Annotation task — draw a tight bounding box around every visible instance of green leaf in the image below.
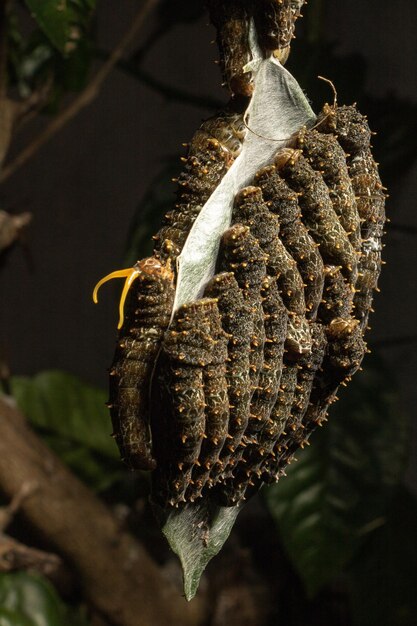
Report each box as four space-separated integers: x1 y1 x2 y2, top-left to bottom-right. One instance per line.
349 487 417 626
11 370 118 459
43 434 123 492
263 355 409 596
157 499 241 600
0 607 34 626
10 371 121 491
0 572 89 626
24 0 96 56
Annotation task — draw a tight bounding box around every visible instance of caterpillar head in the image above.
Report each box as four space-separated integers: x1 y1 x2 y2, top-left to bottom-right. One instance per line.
93 257 174 329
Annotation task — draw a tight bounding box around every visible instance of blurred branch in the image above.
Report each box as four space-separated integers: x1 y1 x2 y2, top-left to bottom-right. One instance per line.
0 210 32 254
0 534 63 576
99 51 223 110
0 0 159 184
0 397 203 626
130 20 171 66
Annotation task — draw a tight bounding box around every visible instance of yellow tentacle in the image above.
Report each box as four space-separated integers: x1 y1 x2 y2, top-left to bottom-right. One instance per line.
117 269 140 329
92 267 141 329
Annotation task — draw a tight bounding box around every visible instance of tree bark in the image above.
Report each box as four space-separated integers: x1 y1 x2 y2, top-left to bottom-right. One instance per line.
0 397 202 626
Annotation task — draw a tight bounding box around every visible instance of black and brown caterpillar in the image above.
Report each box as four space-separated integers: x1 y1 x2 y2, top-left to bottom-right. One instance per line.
152 298 226 506
254 0 306 63
206 0 253 96
153 109 247 263
255 164 325 319
93 257 175 470
316 103 387 328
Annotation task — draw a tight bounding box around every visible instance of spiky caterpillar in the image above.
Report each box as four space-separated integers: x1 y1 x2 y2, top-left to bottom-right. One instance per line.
187 306 230 501
260 263 356 485
316 103 386 328
232 186 311 356
255 164 325 318
199 112 247 159
153 137 232 259
153 298 223 507
275 322 327 447
203 272 253 474
153 111 248 261
206 0 253 96
254 0 306 63
220 224 267 391
216 276 288 504
246 277 287 435
295 128 362 252
93 257 175 470
318 265 355 325
274 148 358 284
266 316 366 483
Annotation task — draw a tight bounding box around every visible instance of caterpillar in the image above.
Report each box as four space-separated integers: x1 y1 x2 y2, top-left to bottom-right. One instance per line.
153 298 224 507
295 128 362 252
220 224 267 391
204 272 253 474
316 103 387 328
93 257 175 470
187 305 230 501
266 315 366 482
230 323 325 502
217 276 288 504
254 164 325 319
153 136 232 260
254 0 306 63
153 110 247 262
274 148 358 284
206 0 253 96
275 322 327 451
232 186 311 356
317 265 355 325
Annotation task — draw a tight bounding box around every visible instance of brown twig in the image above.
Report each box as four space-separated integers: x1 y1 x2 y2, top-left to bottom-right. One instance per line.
0 0 159 184
0 210 32 253
0 397 204 626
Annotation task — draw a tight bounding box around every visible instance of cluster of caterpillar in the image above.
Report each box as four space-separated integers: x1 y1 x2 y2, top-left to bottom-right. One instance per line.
207 0 306 96
94 98 386 508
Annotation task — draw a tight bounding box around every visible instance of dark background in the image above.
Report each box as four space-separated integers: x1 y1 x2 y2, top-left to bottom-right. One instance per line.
1 0 416 489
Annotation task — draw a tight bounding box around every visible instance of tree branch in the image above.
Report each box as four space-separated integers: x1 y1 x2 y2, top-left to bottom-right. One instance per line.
111 55 223 110
0 397 203 626
0 0 159 184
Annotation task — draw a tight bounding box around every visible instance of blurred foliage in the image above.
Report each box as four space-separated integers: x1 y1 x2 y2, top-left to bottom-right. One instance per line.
6 0 96 108
263 355 408 596
0 572 89 626
348 487 417 626
23 0 96 55
10 371 123 492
